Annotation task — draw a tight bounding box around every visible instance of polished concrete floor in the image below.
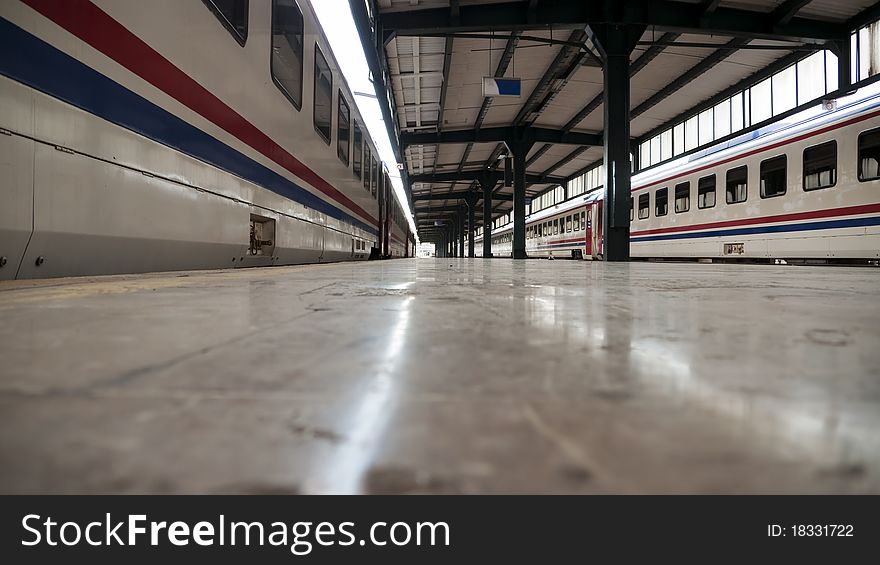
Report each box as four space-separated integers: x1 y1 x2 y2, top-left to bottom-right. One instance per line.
0 258 878 494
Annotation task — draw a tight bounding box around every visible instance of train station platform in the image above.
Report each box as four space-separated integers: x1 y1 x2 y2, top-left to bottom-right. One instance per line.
1 259 878 494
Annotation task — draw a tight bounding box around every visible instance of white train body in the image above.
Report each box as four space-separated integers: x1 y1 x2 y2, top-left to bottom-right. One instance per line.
0 0 413 280
477 87 880 262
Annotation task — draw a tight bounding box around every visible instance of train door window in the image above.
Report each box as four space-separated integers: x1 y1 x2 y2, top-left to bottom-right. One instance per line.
337 92 351 165
313 45 333 144
858 128 880 181
203 0 248 45
803 140 836 190
760 155 787 198
363 147 371 190
638 193 649 219
674 182 690 213
581 211 585 228
726 166 748 203
270 0 304 110
630 197 634 221
353 123 363 179
655 187 668 216
372 160 378 197
698 175 716 208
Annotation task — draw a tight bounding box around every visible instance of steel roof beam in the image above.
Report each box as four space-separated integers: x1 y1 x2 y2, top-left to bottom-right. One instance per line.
380 1 848 44
401 126 602 147
410 170 564 185
413 192 514 202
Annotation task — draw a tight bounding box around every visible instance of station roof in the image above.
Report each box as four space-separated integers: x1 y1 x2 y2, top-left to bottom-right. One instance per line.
360 0 879 238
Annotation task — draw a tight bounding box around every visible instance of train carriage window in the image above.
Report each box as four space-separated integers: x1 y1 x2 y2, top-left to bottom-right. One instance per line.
675 182 690 213
270 0 304 110
630 197 634 221
203 0 249 45
353 123 363 179
655 187 668 216
313 45 333 144
581 211 585 228
638 193 649 219
372 159 378 197
726 166 748 204
337 92 351 165
552 219 557 235
760 155 787 198
566 216 572 232
363 147 371 190
698 175 716 208
803 141 836 190
574 213 580 231
858 128 880 181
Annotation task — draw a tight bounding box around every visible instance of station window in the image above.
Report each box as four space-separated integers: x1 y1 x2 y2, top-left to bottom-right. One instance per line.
655 187 668 216
760 155 787 198
337 92 351 165
638 193 649 219
353 123 363 179
698 175 716 209
726 166 748 204
675 181 690 213
858 127 880 181
270 0 304 110
313 45 333 144
803 140 836 190
203 0 248 45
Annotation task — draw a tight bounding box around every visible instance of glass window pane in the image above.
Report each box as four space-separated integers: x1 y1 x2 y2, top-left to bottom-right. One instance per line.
772 66 797 115
363 146 371 190
650 136 661 166
714 99 731 139
797 51 826 105
661 129 673 161
826 50 839 92
204 0 249 44
858 127 880 181
337 92 350 165
313 45 333 143
698 175 716 209
673 123 685 156
655 187 668 216
638 193 649 219
675 181 690 213
353 123 363 178
640 142 650 169
751 77 772 123
685 116 698 151
803 140 837 190
698 109 714 145
271 0 304 109
731 93 744 132
726 166 748 204
760 155 787 198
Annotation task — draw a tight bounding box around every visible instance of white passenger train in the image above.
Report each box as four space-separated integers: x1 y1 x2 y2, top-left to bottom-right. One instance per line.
0 0 414 280
478 86 880 262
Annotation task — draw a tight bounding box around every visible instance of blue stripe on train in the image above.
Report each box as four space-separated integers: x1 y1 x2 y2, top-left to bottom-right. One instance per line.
630 215 880 243
0 17 377 236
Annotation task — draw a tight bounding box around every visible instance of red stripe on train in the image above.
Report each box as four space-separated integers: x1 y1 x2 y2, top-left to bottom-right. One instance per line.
22 0 378 228
630 202 880 237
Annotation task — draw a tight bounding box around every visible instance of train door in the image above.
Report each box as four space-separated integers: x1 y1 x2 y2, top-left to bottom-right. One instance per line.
590 202 603 259
585 207 593 257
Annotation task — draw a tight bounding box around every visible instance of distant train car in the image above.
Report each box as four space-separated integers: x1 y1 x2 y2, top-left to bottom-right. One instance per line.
478 87 880 262
0 0 410 280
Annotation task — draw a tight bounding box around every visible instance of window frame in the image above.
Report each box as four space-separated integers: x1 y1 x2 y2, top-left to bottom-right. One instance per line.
674 181 690 213
353 123 363 179
336 90 351 166
203 0 249 46
697 174 716 209
269 0 304 111
857 127 880 182
725 165 748 204
638 193 650 220
759 154 787 199
802 140 837 191
313 43 333 145
655 187 669 217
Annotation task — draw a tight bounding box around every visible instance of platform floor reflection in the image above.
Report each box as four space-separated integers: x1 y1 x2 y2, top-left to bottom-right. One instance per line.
1 258 878 493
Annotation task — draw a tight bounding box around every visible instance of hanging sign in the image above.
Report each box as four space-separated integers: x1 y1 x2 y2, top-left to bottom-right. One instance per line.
482 77 521 97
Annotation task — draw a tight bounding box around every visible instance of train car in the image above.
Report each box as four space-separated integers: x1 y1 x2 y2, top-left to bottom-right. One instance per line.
478 85 880 263
0 0 410 281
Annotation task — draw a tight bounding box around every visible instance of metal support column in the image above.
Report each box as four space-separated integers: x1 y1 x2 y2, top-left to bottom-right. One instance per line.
458 207 465 258
511 141 532 259
480 174 494 258
466 193 477 257
598 25 641 262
